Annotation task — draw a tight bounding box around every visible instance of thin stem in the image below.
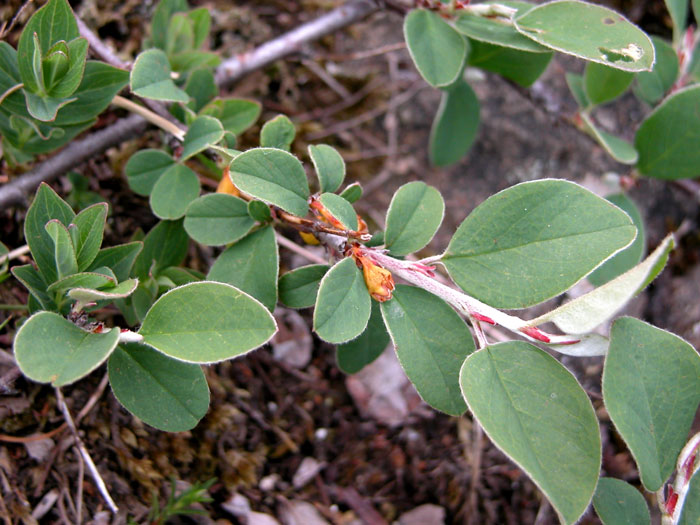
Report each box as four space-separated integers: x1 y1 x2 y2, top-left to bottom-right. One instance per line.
0 304 28 311
55 388 118 513
275 233 328 265
76 17 130 70
111 95 185 141
0 244 31 266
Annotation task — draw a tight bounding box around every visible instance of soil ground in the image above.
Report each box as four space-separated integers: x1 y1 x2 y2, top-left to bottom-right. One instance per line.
1 1 700 523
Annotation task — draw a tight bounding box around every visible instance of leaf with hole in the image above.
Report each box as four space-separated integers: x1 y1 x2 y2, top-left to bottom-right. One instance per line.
603 317 700 491
313 257 371 344
385 181 444 256
514 0 654 72
429 78 480 167
130 49 189 102
207 227 279 311
635 85 700 180
461 341 601 524
279 264 329 309
184 193 255 246
309 144 345 193
109 343 209 432
230 148 310 217
382 285 472 415
14 311 119 386
138 281 277 363
404 9 468 88
443 180 636 308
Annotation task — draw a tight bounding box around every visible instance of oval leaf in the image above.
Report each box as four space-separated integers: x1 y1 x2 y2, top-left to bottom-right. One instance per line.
404 9 468 88
429 78 480 167
603 317 700 491
149 164 201 220
385 181 445 256
635 36 678 105
108 343 209 432
72 203 108 271
309 144 345 193
635 85 700 180
592 478 651 525
181 115 224 160
260 114 295 150
336 301 389 374
184 193 255 246
584 62 634 105
313 257 371 344
230 148 310 217
443 179 637 308
468 39 552 87
581 113 639 164
381 285 473 415
124 149 175 197
130 48 189 102
460 341 601 524
14 311 119 386
279 264 330 309
514 0 654 72
318 193 358 231
206 227 279 311
138 281 277 363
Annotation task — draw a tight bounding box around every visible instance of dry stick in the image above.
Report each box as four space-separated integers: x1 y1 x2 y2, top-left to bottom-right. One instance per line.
0 244 31 266
76 17 130 70
55 387 118 513
0 0 381 209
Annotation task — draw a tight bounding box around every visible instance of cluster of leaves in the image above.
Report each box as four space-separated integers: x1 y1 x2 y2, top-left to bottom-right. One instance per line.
4 0 700 523
0 0 127 161
404 0 700 178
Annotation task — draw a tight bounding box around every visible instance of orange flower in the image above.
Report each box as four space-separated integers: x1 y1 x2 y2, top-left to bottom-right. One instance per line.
216 167 241 197
349 244 395 302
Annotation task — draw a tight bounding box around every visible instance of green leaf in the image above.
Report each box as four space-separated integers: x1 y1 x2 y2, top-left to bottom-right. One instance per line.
337 301 389 374
149 164 201 220
47 271 115 294
588 194 646 286
566 72 590 108
88 241 143 282
593 478 651 525
279 264 330 309
150 0 188 50
109 343 209 432
67 278 139 305
138 281 277 363
584 62 634 105
11 264 55 311
23 90 76 122
467 40 552 87
384 181 444 256
45 219 78 279
52 61 129 126
166 14 194 57
665 0 689 43
14 311 119 386
206 227 278 311
25 183 75 283
47 37 88 98
188 8 211 49
132 220 189 280
247 200 271 222
229 148 310 217
158 266 203 288
429 78 480 167
404 9 468 88
260 114 295 150
130 49 189 102
125 149 175 197
603 318 700 491
580 113 638 164
635 85 700 180
72 203 107 271
634 37 679 106
318 193 358 231
680 470 700 524
17 0 79 94
527 234 673 335
181 115 224 160
695 0 700 25
168 51 220 73
309 144 345 193
339 182 362 203
0 242 8 276
184 68 216 113
184 193 255 246
514 1 655 72
443 180 636 309
381 285 472 415
454 0 548 52
200 98 261 136
460 342 601 524
0 42 29 117
313 257 371 344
